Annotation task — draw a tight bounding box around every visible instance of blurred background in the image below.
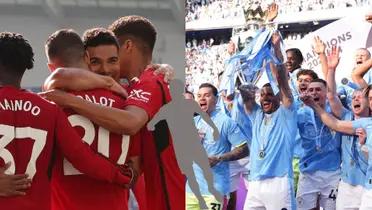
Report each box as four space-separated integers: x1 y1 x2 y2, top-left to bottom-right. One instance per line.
0 0 184 91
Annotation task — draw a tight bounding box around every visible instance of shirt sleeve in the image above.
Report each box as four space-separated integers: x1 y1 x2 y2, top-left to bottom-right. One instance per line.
226 119 248 147
54 107 130 185
352 117 371 130
280 103 297 122
128 132 141 157
125 78 165 120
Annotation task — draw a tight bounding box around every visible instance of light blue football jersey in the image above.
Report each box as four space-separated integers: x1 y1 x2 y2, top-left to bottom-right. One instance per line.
339 109 368 187
186 109 248 195
297 106 341 173
249 104 297 181
352 117 372 189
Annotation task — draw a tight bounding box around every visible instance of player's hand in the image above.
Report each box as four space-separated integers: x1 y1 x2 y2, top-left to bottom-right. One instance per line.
118 163 137 189
300 92 315 107
38 89 75 108
266 3 278 22
107 78 128 98
326 45 341 70
0 162 31 197
150 63 175 83
208 156 221 168
239 84 258 101
271 32 283 62
356 128 367 145
312 36 326 55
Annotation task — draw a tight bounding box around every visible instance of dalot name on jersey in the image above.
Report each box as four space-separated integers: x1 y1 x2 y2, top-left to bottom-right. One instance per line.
76 94 116 107
0 99 41 116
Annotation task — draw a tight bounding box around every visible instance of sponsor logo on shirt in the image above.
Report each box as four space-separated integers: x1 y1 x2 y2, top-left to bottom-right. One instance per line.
128 89 151 103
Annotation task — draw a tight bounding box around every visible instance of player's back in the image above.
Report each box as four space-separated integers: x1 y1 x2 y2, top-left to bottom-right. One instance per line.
51 89 131 210
0 86 62 210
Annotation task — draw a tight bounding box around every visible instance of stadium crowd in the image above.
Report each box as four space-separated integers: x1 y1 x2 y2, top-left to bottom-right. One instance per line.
186 0 371 22
186 39 229 92
186 0 243 22
185 31 310 93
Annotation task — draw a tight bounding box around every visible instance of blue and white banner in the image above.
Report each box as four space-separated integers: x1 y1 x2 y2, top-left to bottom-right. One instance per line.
289 10 372 83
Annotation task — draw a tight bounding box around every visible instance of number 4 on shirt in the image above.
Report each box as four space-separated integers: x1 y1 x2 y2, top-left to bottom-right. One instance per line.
328 189 337 201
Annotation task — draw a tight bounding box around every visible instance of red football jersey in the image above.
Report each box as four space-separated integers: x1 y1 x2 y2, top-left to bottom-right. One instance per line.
125 69 186 210
51 89 140 210
0 86 130 210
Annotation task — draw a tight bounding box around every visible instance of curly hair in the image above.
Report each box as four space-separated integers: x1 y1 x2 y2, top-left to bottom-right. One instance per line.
0 32 34 74
286 48 304 64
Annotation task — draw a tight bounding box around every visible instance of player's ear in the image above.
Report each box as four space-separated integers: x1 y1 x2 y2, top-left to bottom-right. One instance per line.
122 39 134 52
47 62 56 72
84 50 90 65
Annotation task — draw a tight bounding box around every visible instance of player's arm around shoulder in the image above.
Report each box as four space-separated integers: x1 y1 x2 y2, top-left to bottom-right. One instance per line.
43 67 127 97
40 87 144 135
43 67 95 91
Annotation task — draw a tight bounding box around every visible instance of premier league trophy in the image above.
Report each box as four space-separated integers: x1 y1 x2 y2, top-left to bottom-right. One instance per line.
219 2 282 96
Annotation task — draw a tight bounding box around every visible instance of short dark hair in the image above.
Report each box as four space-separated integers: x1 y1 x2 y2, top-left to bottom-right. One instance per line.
45 29 84 66
262 83 272 88
261 83 279 96
82 27 119 49
0 32 34 75
297 69 318 80
364 84 372 98
108 15 157 54
184 89 194 98
286 48 304 64
311 78 327 87
199 83 218 97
